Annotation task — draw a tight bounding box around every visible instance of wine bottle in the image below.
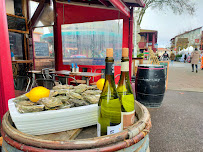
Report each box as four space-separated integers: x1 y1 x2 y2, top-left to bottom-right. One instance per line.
117 48 135 130
97 48 122 136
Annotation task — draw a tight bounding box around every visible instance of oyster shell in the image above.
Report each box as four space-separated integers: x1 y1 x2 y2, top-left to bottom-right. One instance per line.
38 97 63 109
68 99 89 107
16 105 45 113
73 84 88 93
68 92 84 100
82 90 101 96
53 85 74 90
55 96 70 103
84 95 100 104
13 94 29 103
87 85 98 90
16 100 35 106
50 90 68 97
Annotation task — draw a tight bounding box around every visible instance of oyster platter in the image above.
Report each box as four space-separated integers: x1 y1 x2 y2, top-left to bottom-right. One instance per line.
8 84 101 135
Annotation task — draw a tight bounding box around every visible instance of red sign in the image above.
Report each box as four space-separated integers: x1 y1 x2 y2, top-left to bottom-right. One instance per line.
195 39 199 43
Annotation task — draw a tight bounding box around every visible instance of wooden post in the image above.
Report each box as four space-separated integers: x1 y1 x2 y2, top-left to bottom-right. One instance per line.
0 0 15 120
53 0 63 71
128 7 134 80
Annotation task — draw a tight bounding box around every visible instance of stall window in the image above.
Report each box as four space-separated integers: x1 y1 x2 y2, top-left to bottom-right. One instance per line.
61 20 123 66
33 27 55 69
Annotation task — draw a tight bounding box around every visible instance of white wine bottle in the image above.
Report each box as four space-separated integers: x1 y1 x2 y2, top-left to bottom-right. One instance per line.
117 48 135 130
97 48 122 136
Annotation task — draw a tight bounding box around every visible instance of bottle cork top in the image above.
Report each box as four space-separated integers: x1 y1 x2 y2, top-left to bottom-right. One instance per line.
122 48 129 57
106 48 113 57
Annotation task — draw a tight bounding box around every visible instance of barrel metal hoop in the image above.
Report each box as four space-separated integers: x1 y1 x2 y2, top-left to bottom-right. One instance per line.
138 67 164 70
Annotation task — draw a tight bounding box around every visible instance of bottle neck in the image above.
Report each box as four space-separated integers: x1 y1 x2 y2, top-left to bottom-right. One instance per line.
105 57 114 76
120 57 129 74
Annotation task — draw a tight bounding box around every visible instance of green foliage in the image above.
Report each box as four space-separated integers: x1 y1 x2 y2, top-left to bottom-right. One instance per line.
176 54 182 57
137 53 144 58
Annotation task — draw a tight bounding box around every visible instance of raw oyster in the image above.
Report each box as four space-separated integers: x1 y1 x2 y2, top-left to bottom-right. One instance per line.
50 90 68 97
53 85 74 90
16 100 35 106
13 94 29 103
84 95 100 104
16 105 44 113
55 96 70 103
87 85 98 90
58 102 74 109
82 90 101 96
68 92 84 100
68 99 89 107
73 84 88 93
38 97 63 109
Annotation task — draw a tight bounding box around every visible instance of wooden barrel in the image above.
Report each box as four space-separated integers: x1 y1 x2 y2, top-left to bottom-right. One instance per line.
1 101 151 152
135 64 165 108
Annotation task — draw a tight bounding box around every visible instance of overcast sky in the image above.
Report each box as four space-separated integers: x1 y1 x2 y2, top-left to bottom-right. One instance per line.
140 0 203 48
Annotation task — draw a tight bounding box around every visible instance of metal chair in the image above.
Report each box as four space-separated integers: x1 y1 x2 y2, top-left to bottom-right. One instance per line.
90 68 105 85
55 75 78 86
14 76 31 91
41 68 52 79
36 78 56 90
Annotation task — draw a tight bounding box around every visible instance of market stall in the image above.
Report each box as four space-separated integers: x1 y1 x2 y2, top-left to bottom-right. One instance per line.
0 0 145 119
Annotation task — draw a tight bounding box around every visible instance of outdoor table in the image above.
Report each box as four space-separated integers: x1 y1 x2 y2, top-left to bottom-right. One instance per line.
50 70 103 85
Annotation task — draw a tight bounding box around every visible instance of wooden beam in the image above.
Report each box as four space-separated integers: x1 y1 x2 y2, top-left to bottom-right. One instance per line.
28 0 48 28
109 0 130 17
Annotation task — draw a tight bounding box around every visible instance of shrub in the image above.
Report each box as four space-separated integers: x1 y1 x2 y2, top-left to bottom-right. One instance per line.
137 53 144 58
176 54 182 57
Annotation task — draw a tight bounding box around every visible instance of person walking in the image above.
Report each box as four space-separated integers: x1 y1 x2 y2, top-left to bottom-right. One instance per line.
191 48 200 73
184 54 187 63
162 51 169 61
170 50 175 65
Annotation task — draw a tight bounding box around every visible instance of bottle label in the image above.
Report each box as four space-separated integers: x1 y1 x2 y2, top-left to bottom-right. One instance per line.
107 123 122 135
97 122 101 137
121 61 129 72
105 62 114 75
121 110 135 130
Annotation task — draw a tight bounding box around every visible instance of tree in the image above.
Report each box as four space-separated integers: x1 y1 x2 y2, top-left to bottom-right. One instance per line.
136 0 196 26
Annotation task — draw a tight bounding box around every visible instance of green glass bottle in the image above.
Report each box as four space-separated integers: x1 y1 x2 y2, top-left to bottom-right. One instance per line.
97 48 122 136
117 48 135 130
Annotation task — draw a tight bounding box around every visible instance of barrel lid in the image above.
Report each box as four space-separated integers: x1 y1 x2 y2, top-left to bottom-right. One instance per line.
138 64 164 68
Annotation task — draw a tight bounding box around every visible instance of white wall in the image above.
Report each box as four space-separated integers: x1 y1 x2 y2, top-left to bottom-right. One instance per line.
5 0 15 15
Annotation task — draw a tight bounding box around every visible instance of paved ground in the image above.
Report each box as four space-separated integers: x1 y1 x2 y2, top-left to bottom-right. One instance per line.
148 62 203 152
167 62 203 92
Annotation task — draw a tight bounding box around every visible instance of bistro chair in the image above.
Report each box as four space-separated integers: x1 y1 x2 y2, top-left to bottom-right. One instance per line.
41 68 52 79
36 78 56 90
14 76 31 91
55 75 78 86
90 68 105 85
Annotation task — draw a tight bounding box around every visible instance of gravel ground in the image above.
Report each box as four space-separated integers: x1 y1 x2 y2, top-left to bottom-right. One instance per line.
148 90 203 152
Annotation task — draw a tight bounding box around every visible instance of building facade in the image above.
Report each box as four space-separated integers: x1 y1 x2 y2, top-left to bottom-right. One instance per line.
171 27 203 51
138 29 158 53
